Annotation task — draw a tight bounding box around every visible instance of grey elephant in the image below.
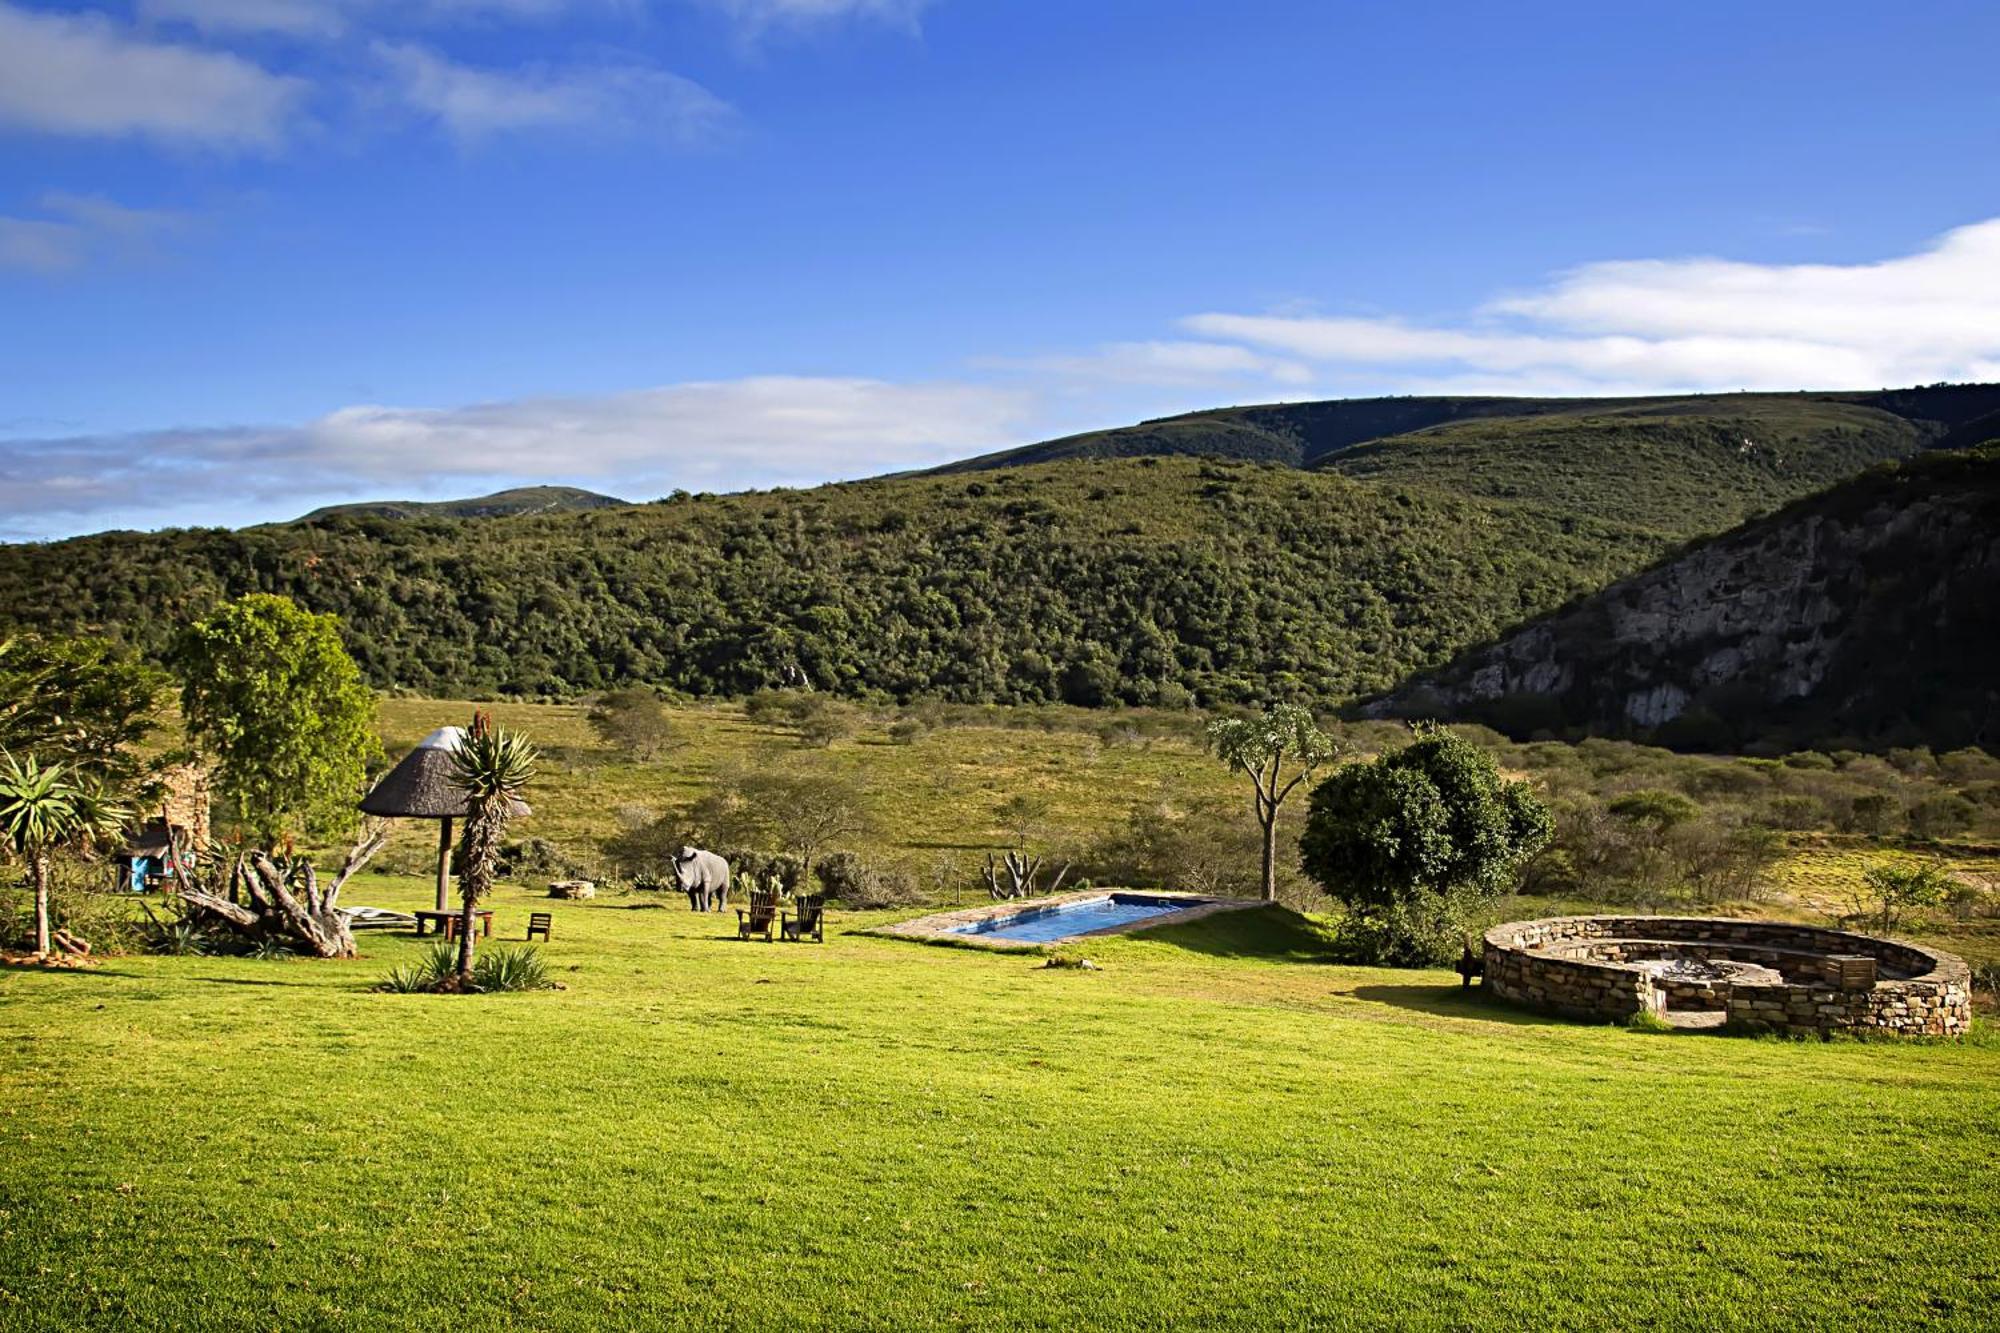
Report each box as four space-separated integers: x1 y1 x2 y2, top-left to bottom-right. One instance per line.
670 846 731 912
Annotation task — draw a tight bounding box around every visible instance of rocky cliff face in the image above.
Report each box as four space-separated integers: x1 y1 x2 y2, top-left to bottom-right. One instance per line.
1367 448 2000 750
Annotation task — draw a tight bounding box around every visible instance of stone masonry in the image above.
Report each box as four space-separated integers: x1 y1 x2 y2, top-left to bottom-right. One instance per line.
1483 915 1971 1037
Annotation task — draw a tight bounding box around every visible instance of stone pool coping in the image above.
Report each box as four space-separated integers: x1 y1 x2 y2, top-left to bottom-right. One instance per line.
865 890 1261 952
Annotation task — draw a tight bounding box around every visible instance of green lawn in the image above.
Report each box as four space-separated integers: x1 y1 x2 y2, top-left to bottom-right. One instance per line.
3 877 1997 1329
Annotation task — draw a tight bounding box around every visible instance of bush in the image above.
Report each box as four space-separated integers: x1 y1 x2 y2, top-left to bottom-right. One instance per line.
0 859 143 955
886 717 929 745
471 945 556 993
376 941 555 993
494 838 596 883
1908 795 1975 841
1329 892 1476 968
586 687 676 760
813 851 922 908
378 940 457 993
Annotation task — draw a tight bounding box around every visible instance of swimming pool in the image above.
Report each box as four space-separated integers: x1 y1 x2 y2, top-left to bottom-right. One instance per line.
945 893 1202 944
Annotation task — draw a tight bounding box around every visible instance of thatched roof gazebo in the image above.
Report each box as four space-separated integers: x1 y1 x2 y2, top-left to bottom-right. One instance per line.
361 726 531 911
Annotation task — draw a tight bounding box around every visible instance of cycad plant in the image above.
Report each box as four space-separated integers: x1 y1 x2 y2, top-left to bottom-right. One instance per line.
0 754 130 955
448 712 537 987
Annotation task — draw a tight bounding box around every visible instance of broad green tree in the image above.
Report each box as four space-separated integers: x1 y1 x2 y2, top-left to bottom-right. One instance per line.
173 595 379 843
449 712 537 985
0 633 165 788
0 755 129 955
1299 724 1551 964
1207 704 1342 902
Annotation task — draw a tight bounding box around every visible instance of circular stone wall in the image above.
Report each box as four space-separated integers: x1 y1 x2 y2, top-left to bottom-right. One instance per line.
1482 916 1971 1037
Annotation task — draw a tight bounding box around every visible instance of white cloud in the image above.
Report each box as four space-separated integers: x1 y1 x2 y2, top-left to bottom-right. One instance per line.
711 0 933 31
0 3 305 147
1184 217 2000 394
374 41 734 142
984 340 1314 390
138 0 348 36
137 0 608 36
0 191 190 272
0 376 1031 539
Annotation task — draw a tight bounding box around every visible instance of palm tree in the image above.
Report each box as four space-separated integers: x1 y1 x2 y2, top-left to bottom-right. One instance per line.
0 754 130 955
447 712 537 987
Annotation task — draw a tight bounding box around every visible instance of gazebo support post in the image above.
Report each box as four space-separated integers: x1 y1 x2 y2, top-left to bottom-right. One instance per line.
435 817 453 913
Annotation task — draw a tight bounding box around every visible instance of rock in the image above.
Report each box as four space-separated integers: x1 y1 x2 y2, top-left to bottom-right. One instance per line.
548 880 596 900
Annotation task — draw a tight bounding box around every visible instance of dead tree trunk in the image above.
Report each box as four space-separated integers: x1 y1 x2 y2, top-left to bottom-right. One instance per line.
982 849 1072 900
169 824 388 959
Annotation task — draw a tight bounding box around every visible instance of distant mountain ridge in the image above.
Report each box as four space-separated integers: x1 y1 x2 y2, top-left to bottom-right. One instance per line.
1366 445 2000 751
296 486 627 523
937 384 2000 476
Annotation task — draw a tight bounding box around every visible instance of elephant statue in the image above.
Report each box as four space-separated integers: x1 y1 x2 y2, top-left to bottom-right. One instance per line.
671 846 731 912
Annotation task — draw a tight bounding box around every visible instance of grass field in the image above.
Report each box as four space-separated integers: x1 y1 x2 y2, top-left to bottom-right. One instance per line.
4 875 1998 1329
373 695 1244 873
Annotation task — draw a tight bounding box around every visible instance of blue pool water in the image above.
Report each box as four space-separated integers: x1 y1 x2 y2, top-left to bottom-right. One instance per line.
947 894 1199 943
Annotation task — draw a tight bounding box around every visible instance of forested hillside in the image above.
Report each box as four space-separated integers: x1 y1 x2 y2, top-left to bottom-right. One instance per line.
1368 446 2000 750
0 458 1664 704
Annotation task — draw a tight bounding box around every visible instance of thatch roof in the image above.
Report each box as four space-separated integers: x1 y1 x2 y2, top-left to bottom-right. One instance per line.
359 726 530 820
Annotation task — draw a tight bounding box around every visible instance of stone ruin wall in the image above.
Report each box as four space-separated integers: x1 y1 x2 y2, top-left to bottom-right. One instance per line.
1483 916 1971 1038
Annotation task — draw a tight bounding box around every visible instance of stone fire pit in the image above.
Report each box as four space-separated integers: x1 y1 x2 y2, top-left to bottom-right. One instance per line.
1481 916 1971 1037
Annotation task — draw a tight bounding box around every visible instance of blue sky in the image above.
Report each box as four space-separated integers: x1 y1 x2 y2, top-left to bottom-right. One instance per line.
3 0 1998 538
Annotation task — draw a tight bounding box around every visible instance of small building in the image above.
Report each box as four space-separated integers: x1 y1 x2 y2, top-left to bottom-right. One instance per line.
116 764 211 893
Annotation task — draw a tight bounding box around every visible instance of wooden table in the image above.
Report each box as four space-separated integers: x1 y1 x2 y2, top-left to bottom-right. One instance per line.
413 909 493 939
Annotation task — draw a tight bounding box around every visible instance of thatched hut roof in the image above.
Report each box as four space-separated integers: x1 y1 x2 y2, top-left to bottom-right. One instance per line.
360 726 530 820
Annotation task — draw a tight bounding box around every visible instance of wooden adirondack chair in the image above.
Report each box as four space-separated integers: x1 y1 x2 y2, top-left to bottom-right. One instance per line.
526 911 553 942
737 890 778 942
782 893 825 943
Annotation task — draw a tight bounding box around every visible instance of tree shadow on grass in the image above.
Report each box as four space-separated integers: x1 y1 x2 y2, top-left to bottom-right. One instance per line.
1137 905 1343 963
1344 981 1579 1027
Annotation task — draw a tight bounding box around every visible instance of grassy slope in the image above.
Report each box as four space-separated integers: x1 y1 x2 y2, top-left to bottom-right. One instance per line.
375 697 1241 869
938 387 1984 479
3 886 1996 1329
1318 399 1921 534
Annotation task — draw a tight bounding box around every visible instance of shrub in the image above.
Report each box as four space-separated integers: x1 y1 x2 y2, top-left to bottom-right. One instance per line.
1328 892 1477 968
586 687 677 760
146 918 212 956
1907 795 1975 841
886 717 929 745
1841 792 1901 836
813 851 922 908
494 838 595 883
470 945 556 993
0 859 143 955
1761 793 1827 832
378 939 458 992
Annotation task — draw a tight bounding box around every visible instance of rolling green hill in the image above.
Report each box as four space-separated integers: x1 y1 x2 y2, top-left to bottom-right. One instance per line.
1367 445 2000 750
7 386 1997 720
0 457 1668 704
939 384 2000 477
294 485 628 522
1316 397 1919 534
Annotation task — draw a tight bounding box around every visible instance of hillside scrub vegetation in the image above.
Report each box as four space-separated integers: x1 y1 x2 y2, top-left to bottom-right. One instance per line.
0 458 1671 707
